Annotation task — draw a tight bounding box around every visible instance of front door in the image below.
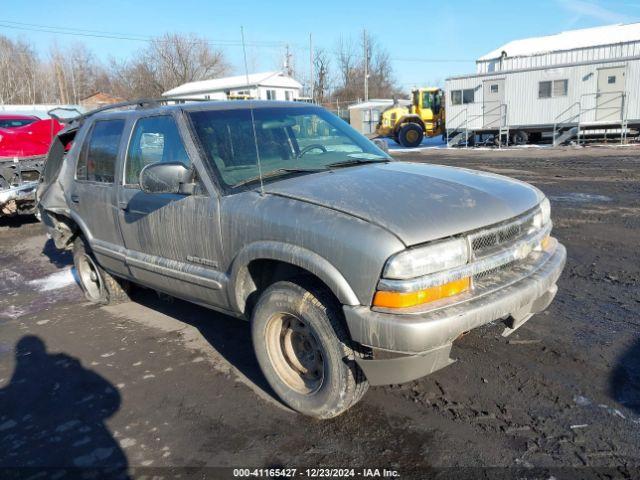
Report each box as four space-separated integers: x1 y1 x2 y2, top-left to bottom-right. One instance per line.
70 118 128 276
483 79 505 129
116 114 227 308
596 67 626 122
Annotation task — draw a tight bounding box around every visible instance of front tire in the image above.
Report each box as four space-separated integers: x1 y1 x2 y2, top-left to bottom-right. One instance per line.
398 123 424 148
73 236 130 305
251 280 368 418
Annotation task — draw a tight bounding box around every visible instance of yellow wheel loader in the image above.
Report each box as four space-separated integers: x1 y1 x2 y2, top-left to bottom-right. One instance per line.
376 87 445 148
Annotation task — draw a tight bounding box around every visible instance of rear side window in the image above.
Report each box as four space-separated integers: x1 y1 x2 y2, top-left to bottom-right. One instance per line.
76 119 125 183
125 115 190 186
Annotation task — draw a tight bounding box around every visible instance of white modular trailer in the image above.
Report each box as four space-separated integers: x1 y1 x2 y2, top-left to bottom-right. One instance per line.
445 23 640 142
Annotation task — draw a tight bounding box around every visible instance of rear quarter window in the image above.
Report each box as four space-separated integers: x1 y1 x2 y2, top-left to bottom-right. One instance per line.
76 119 125 183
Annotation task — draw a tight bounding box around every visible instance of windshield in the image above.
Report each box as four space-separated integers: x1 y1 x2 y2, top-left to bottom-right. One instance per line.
188 106 390 189
0 118 37 128
421 91 432 109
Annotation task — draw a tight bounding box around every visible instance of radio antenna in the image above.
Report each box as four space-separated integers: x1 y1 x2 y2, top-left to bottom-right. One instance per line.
241 26 265 196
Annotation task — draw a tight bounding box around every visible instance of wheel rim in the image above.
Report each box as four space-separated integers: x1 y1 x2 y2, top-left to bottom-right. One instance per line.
264 313 325 395
406 130 419 143
77 253 103 301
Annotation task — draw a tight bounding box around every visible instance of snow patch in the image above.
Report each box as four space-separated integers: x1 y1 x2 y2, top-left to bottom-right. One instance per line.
28 268 77 292
479 23 640 61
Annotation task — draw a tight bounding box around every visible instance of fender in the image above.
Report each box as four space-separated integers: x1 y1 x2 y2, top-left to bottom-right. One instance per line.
229 241 361 313
395 115 425 133
69 208 92 243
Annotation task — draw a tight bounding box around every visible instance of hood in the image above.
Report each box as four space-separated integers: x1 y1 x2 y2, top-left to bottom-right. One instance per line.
264 161 543 246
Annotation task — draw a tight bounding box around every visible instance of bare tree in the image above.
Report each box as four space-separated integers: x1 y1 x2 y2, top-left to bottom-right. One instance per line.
146 33 229 92
331 32 400 103
334 36 357 93
47 43 109 104
0 36 41 104
108 33 230 99
313 47 332 104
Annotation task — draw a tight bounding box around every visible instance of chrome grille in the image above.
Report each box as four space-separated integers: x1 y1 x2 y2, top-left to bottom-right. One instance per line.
470 211 536 257
469 210 538 285
473 260 518 280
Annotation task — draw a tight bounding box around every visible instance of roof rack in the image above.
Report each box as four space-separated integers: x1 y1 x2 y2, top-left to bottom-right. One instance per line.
60 97 211 124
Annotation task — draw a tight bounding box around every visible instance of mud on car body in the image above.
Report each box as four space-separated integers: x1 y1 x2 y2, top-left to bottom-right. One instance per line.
37 100 566 418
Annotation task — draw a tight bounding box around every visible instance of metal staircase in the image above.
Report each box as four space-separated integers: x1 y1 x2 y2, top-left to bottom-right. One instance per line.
498 126 510 148
446 108 470 147
553 92 628 146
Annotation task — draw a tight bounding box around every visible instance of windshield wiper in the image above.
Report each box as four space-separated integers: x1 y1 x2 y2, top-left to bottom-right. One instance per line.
234 167 326 188
325 158 389 169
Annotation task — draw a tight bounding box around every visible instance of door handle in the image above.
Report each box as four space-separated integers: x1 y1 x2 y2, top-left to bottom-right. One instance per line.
70 194 80 204
118 200 129 211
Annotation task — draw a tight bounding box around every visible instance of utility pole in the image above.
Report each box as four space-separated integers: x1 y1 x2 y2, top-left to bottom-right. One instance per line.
284 44 293 76
363 29 369 102
309 33 314 103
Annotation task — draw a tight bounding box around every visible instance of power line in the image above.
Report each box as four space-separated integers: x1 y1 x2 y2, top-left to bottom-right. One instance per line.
0 20 286 48
0 19 476 66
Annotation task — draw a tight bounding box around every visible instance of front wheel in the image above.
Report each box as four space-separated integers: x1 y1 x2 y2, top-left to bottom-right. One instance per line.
398 123 424 148
251 280 368 418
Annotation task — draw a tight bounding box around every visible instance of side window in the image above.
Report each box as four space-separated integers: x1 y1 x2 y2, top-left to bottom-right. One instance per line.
552 79 568 97
539 81 552 98
539 79 568 98
125 115 190 186
76 119 125 183
451 90 462 105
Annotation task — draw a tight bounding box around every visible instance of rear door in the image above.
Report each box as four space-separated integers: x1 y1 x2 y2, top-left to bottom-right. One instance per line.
483 79 505 129
116 113 227 308
596 66 626 122
70 118 128 276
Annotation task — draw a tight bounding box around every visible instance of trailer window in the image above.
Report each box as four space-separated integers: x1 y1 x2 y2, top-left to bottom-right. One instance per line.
553 80 568 97
539 81 552 98
451 89 474 105
539 80 567 98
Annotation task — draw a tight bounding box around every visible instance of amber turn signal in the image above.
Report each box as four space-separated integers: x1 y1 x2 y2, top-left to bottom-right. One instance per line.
373 277 471 309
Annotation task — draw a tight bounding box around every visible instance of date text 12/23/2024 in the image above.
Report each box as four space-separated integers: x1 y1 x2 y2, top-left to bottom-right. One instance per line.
233 468 400 478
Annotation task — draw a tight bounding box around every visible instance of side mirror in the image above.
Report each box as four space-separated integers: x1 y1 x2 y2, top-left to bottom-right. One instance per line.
139 162 193 194
372 138 389 153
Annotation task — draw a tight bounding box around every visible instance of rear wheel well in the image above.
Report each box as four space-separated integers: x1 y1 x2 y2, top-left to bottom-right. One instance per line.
42 210 80 250
239 259 340 319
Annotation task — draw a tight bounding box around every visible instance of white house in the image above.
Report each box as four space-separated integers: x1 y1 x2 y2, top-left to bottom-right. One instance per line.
162 71 303 102
445 23 640 145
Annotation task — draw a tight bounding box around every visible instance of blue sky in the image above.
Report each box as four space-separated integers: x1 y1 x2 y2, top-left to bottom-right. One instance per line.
4 0 640 91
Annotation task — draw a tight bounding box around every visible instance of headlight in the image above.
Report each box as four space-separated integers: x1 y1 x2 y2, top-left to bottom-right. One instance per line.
533 198 551 229
383 237 470 280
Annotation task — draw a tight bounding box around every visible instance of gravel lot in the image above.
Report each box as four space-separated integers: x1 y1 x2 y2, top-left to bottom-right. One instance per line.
0 145 638 479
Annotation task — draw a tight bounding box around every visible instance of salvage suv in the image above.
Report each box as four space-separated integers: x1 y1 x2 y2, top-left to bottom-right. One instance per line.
38 100 566 418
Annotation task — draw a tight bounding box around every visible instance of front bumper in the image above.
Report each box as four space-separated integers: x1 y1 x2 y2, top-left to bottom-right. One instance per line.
344 240 566 385
0 181 38 216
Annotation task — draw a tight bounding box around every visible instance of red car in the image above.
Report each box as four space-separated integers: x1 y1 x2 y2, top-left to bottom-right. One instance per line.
0 115 64 158
0 113 66 216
